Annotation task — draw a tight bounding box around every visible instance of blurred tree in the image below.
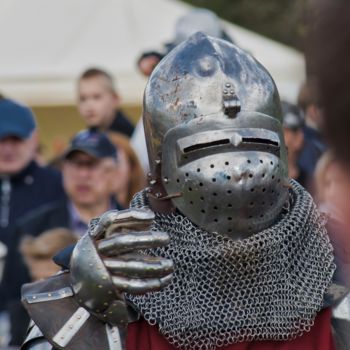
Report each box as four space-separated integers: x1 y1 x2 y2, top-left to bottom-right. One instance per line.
183 0 307 51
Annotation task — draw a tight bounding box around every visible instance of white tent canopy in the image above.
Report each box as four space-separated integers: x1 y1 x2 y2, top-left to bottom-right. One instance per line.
0 0 305 106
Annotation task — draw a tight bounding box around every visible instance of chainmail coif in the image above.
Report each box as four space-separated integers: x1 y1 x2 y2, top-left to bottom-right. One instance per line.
127 180 335 350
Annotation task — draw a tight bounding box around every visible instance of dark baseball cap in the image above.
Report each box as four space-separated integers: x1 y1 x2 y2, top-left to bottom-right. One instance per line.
64 129 117 160
281 101 304 130
0 99 36 139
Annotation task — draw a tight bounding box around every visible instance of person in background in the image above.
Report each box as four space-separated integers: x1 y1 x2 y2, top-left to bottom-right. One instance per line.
281 101 307 187
77 67 134 138
0 98 64 248
0 129 122 346
137 8 233 77
107 132 146 208
7 228 78 346
21 228 78 281
133 8 234 174
308 0 350 347
314 151 348 220
297 81 327 187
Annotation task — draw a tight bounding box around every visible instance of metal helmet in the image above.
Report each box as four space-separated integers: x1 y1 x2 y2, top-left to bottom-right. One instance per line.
144 32 288 240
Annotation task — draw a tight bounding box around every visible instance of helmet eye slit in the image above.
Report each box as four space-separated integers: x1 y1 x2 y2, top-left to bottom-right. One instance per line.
183 139 230 153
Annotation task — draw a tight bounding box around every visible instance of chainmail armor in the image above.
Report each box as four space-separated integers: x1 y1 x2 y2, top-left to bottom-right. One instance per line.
127 180 335 350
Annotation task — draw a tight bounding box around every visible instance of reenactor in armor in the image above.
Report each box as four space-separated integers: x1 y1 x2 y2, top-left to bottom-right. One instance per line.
21 33 348 350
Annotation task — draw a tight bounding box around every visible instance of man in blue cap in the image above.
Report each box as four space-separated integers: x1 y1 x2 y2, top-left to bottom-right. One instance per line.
0 97 64 247
0 128 122 346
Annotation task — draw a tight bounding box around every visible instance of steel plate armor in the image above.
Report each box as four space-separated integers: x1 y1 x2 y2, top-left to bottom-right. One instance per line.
21 33 344 350
144 32 288 238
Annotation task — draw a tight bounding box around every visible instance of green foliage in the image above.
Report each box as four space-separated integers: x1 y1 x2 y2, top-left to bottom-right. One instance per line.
182 0 307 50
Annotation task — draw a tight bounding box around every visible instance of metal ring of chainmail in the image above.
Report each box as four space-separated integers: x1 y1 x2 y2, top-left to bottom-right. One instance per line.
127 180 336 350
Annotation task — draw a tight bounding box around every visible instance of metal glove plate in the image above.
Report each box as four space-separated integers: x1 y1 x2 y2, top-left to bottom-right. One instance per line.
70 208 173 328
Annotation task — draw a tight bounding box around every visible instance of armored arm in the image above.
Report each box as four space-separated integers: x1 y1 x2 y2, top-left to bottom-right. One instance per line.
21 209 173 350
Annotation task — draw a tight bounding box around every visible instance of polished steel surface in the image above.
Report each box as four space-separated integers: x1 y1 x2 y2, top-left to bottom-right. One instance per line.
52 307 90 348
70 209 173 327
333 293 350 321
105 324 123 350
25 287 73 304
21 324 53 350
143 32 288 237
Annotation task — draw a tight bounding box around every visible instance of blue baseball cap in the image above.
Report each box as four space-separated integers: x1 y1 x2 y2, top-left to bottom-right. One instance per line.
0 99 36 139
64 129 117 160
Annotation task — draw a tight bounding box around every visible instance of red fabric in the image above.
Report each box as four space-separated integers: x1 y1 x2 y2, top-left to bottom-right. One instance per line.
127 308 335 350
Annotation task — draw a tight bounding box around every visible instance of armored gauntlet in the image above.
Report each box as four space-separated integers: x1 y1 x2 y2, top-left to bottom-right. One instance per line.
70 208 173 328
21 208 173 350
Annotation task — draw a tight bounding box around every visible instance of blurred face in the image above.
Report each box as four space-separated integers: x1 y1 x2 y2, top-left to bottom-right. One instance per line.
112 149 131 193
283 128 304 157
306 104 323 130
138 55 161 77
0 133 37 175
26 257 61 281
63 152 116 207
323 162 350 213
77 76 119 129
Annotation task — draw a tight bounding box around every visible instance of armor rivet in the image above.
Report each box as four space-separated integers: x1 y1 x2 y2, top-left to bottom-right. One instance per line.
155 192 162 198
77 315 81 319
155 159 161 165
223 89 228 94
102 276 108 280
103 314 107 318
104 302 108 306
48 293 52 297
225 83 231 88
163 177 169 184
109 311 113 314
230 90 234 94
69 324 73 329
150 179 157 185
108 291 113 294
98 285 103 288
32 296 36 299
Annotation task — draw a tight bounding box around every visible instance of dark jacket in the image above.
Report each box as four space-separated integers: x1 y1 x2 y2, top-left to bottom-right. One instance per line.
1 195 122 308
0 160 64 247
1 199 71 345
0 199 71 303
109 110 134 138
298 126 327 182
1 196 121 345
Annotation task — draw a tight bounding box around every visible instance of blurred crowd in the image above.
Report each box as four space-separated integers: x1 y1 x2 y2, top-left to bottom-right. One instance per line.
0 5 348 349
